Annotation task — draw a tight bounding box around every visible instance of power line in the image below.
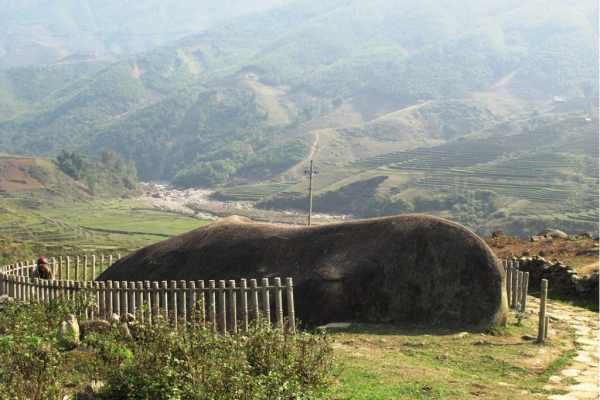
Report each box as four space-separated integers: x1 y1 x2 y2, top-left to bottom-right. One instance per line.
304 160 317 226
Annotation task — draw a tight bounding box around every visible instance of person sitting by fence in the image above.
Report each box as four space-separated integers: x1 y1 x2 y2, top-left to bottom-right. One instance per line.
32 257 53 280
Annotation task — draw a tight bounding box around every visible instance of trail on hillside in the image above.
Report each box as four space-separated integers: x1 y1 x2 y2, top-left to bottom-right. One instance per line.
490 69 519 90
283 131 320 180
371 100 431 123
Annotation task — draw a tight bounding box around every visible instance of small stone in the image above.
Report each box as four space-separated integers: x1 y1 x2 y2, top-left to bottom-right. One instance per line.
561 369 581 377
548 375 562 383
120 313 136 323
57 314 80 350
567 383 599 392
118 323 133 341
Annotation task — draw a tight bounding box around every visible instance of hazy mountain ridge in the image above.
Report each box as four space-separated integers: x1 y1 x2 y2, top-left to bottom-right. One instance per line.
0 0 294 69
0 0 597 191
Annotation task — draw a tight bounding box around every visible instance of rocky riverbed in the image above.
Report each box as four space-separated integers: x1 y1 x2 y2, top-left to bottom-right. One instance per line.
137 182 353 225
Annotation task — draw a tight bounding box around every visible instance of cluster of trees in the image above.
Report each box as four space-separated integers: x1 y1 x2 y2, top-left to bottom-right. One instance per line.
56 149 138 195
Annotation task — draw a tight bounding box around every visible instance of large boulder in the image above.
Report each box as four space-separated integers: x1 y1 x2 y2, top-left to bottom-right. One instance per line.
536 229 568 239
97 215 508 331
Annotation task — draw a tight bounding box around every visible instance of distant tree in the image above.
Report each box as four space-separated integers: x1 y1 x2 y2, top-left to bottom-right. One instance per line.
580 81 597 114
102 149 116 170
56 150 91 181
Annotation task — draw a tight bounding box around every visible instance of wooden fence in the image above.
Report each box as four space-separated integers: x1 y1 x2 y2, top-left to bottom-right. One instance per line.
502 259 549 342
0 256 296 334
502 259 529 312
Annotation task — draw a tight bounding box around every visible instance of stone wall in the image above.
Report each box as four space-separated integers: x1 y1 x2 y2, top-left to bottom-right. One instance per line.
516 256 599 298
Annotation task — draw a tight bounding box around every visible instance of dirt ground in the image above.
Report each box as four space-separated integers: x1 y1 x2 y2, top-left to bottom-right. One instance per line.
0 157 45 191
485 235 599 275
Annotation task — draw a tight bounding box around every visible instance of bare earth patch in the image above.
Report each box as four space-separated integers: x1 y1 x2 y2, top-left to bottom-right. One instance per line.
0 157 45 191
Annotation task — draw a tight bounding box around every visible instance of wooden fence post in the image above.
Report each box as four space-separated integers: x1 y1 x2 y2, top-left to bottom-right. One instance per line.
229 280 237 334
511 261 519 309
188 281 196 324
170 280 178 328
114 281 121 317
537 279 548 343
137 282 144 320
100 255 105 275
241 279 248 332
83 256 88 282
144 281 151 323
106 281 114 318
75 256 80 282
521 272 529 312
286 278 295 333
152 281 160 321
92 255 96 280
92 281 100 320
274 278 283 327
161 281 168 320
262 278 271 323
119 281 130 314
506 260 512 307
66 256 71 282
180 280 187 327
219 280 226 334
98 281 106 319
208 280 216 330
128 282 136 316
199 280 206 328
251 279 259 321
33 278 40 302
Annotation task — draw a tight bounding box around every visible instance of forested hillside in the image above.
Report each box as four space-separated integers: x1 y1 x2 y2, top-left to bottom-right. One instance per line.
0 0 597 231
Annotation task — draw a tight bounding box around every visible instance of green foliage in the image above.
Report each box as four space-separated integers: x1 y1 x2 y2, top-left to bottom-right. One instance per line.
0 298 335 400
56 149 91 181
0 294 96 400
56 149 138 194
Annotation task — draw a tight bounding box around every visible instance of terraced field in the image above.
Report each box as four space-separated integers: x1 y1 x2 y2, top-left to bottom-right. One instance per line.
246 117 598 234
0 197 210 247
215 182 295 201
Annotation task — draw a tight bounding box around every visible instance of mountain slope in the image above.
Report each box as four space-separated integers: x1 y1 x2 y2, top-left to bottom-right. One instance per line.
0 0 596 189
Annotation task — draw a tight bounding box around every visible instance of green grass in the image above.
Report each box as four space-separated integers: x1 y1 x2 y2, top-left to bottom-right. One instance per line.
38 199 209 236
329 312 577 399
0 198 213 264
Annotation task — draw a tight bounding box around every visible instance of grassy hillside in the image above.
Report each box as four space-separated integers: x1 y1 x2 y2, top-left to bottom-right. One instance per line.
0 155 210 264
230 117 599 237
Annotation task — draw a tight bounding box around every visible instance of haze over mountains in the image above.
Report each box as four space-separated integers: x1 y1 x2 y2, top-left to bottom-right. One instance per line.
0 0 294 69
0 0 597 235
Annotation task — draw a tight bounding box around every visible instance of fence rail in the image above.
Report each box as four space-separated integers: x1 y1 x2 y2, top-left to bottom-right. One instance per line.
0 256 296 333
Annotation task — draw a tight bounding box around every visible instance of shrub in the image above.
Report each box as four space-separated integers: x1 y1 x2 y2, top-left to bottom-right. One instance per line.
96 316 335 399
0 297 335 400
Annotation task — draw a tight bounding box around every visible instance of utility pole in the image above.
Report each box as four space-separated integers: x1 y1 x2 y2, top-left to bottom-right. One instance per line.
305 160 316 226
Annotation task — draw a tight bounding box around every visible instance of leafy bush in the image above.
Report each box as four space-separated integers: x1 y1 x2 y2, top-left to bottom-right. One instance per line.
0 297 335 400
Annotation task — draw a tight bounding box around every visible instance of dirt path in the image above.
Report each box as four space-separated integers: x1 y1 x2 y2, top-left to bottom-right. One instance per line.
371 100 431 122
538 300 599 399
